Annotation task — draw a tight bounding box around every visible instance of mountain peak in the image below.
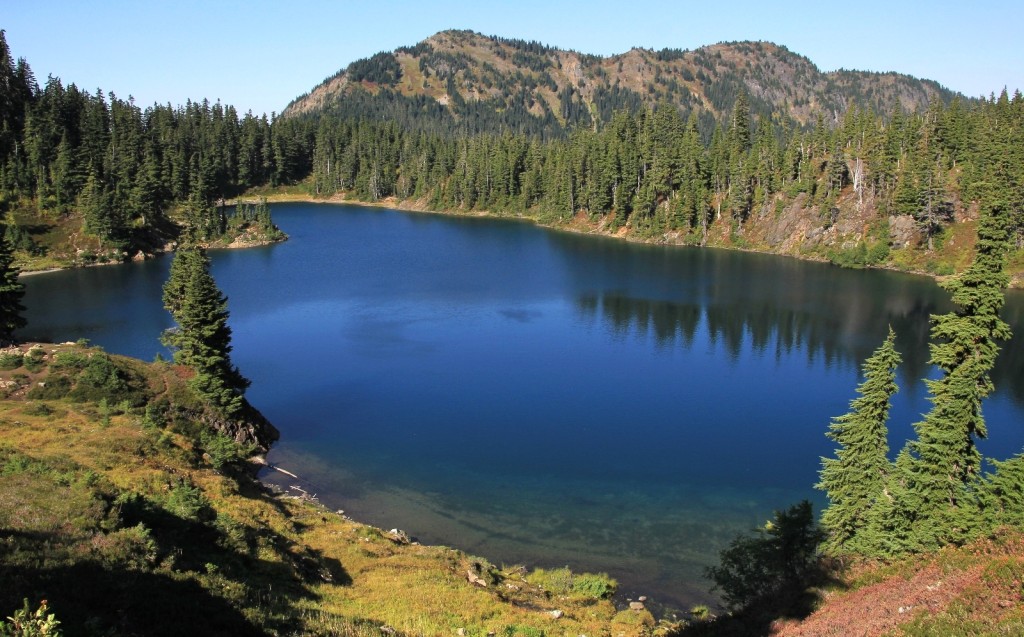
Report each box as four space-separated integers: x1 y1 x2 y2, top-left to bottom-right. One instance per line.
283 31 963 136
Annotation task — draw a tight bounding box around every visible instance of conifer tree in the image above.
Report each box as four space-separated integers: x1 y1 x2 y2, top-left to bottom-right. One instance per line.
980 452 1024 530
0 223 26 344
857 448 920 556
818 329 901 554
892 201 1011 549
162 247 249 414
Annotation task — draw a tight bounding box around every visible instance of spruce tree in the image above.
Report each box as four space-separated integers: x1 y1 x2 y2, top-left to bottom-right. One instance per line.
0 223 26 344
894 201 1011 549
162 247 249 414
981 453 1024 530
818 329 901 554
858 448 921 556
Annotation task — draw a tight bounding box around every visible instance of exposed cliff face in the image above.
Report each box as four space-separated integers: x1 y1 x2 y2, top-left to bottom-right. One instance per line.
200 399 279 454
284 30 963 134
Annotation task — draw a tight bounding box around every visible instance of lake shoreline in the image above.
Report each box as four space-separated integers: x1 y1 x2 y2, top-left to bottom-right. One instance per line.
15 211 288 276
250 451 699 616
21 190 1005 291
231 191 991 289
21 199 1024 622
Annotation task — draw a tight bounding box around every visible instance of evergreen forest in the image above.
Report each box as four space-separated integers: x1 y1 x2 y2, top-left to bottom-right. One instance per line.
2 30 1023 278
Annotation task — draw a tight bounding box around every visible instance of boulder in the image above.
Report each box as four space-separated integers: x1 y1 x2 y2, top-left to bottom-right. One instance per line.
386 529 411 544
889 215 922 248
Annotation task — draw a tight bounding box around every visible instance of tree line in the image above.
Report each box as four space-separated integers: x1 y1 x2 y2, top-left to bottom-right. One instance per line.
3 29 1024 263
0 31 311 253
305 89 1024 252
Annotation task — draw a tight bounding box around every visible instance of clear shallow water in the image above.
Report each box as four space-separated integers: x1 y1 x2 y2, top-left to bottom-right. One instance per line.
22 203 1024 611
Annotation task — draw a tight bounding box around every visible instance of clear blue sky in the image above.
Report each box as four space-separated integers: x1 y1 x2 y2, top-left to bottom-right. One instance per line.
4 0 1022 117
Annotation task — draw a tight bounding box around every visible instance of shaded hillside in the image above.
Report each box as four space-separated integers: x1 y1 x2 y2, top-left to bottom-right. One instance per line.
682 531 1024 636
284 30 964 137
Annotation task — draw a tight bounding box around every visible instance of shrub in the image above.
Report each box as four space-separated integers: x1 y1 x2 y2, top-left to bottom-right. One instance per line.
502 626 545 637
0 599 62 636
827 239 890 269
612 608 655 628
26 376 72 400
90 524 158 570
571 572 617 599
704 500 825 611
690 604 711 620
23 348 46 373
99 398 110 428
526 567 573 594
866 240 890 264
200 430 257 470
49 351 89 371
1 453 35 476
67 354 145 407
141 403 166 430
525 567 616 599
164 479 213 522
22 403 55 417
0 352 23 370
213 513 249 554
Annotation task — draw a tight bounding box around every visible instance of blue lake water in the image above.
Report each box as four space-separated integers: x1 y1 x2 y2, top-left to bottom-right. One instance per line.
21 203 1024 611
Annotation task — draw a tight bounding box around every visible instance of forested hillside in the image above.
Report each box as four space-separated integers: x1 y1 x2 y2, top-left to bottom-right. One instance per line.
299 86 1024 282
1 29 1022 284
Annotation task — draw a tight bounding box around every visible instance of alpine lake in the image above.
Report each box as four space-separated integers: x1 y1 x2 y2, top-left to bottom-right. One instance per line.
22 203 1024 612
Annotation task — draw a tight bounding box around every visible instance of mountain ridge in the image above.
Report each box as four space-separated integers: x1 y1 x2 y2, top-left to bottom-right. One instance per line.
283 30 965 135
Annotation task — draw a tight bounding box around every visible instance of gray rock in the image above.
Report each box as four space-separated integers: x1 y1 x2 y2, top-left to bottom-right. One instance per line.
466 569 487 587
889 215 922 248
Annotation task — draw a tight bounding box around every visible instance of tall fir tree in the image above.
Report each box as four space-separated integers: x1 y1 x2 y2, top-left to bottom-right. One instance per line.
0 223 26 343
162 247 249 414
818 329 901 554
889 201 1011 550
